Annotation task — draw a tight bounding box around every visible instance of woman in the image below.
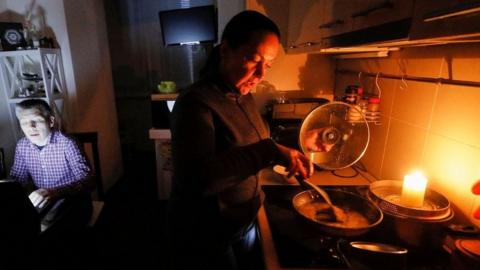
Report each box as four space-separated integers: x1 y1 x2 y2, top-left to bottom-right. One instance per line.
167 10 318 269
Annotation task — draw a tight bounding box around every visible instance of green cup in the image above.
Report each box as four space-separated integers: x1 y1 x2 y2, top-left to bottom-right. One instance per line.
157 81 176 93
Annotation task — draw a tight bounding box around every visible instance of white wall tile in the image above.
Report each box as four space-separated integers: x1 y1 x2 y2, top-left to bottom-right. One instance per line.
391 81 437 129
381 119 427 180
423 133 480 223
431 84 480 148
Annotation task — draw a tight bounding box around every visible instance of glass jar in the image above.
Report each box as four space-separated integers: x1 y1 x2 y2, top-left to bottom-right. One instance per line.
343 85 358 104
368 97 381 112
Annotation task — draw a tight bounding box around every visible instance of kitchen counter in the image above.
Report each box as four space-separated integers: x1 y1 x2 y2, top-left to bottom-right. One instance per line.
259 166 373 186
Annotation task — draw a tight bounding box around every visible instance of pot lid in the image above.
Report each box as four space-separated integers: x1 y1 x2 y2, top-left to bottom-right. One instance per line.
298 102 370 170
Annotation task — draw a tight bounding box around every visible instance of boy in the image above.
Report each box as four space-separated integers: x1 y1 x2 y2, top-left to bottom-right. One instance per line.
9 99 94 231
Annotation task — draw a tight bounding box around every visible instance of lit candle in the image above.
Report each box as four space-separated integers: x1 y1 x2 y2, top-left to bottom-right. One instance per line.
400 171 428 208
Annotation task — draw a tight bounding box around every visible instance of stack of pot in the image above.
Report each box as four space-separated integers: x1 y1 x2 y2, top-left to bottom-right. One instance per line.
368 180 453 248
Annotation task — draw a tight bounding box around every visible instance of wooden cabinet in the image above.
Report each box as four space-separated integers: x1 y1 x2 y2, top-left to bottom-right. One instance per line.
409 0 480 41
251 0 480 54
350 0 414 32
317 0 355 39
286 0 354 51
285 0 323 49
285 0 414 53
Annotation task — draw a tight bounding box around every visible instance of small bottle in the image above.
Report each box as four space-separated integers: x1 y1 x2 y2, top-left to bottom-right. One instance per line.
368 97 381 112
343 85 358 104
356 87 368 114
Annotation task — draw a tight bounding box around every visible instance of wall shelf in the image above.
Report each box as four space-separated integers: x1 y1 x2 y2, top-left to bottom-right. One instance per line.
151 93 178 101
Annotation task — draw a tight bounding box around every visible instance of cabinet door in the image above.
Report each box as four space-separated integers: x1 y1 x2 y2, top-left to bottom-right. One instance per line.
287 0 354 49
286 0 324 48
351 0 414 31
410 0 480 41
317 0 354 38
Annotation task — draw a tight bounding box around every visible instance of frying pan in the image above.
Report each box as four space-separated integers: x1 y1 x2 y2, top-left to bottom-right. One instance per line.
292 189 383 237
292 102 382 236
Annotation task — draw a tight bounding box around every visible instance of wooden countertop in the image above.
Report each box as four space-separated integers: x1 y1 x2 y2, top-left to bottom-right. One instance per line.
257 167 373 270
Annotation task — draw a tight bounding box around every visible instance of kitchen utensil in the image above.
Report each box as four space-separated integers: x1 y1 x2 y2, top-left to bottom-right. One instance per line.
157 81 176 93
298 101 370 170
299 177 334 205
349 241 408 254
368 180 452 220
290 101 377 235
368 180 453 248
292 189 383 237
337 239 408 270
294 175 344 222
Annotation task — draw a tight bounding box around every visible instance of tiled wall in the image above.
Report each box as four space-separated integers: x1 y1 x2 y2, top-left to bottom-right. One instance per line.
335 43 480 226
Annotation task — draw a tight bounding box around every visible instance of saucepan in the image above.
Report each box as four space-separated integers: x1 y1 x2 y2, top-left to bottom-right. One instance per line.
336 239 408 270
292 102 382 237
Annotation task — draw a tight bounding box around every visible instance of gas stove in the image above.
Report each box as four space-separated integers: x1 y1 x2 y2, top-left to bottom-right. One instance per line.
261 185 454 269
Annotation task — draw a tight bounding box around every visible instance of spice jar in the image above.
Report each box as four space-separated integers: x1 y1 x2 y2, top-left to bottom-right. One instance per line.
368 97 381 112
343 85 358 104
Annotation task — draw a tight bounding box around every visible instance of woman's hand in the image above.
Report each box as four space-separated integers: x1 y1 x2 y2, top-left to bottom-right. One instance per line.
275 143 313 179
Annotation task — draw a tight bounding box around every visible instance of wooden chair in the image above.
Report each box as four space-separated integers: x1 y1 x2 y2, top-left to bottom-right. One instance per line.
69 132 105 227
0 147 6 179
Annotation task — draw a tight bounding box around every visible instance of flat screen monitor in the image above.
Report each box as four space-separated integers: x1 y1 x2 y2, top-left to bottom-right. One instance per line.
159 5 217 46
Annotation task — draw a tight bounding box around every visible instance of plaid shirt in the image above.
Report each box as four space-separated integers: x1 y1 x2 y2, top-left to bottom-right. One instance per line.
10 131 91 189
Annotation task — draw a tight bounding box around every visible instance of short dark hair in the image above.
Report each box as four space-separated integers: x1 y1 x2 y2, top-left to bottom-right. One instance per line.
221 10 280 49
200 10 280 78
15 99 53 120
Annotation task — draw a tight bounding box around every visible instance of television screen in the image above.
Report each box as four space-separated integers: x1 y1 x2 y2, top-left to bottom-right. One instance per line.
159 5 217 46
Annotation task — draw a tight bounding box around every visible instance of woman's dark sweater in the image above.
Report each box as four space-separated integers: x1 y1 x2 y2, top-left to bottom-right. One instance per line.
167 75 280 259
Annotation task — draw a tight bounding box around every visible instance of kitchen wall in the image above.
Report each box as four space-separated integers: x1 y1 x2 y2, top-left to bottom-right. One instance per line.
247 0 335 110
0 0 122 191
335 44 480 226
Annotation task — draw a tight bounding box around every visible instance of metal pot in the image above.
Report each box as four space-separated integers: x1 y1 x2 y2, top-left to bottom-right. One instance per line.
292 189 383 237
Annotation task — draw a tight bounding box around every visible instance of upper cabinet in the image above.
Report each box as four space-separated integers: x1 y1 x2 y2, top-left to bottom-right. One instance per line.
285 0 323 49
285 0 356 51
316 0 354 42
285 0 414 53
409 0 480 41
350 0 413 31
247 0 480 54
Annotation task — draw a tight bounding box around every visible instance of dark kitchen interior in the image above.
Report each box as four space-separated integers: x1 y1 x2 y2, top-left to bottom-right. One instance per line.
1 0 480 269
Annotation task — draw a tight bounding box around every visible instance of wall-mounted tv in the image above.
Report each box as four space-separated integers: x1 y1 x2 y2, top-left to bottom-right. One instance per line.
159 5 217 46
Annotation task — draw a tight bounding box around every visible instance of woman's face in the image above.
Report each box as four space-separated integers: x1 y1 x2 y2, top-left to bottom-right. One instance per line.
220 31 280 95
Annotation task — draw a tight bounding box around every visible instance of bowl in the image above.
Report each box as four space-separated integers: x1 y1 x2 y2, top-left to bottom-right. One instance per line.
157 81 176 94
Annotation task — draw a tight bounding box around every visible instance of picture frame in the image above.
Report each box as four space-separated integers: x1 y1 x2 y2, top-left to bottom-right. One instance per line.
0 22 27 51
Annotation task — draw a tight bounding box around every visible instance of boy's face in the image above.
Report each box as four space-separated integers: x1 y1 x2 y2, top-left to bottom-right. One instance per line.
17 108 54 146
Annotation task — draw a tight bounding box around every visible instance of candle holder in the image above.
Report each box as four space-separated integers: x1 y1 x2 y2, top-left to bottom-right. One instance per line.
368 180 454 248
367 180 452 221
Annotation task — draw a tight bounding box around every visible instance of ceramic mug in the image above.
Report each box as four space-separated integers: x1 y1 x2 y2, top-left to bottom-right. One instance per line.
157 81 176 93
